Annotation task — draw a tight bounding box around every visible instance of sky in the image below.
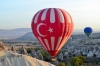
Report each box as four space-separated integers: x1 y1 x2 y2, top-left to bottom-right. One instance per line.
0 0 100 31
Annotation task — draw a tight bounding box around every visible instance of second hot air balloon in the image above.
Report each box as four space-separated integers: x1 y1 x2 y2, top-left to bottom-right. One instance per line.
31 8 74 57
84 27 92 37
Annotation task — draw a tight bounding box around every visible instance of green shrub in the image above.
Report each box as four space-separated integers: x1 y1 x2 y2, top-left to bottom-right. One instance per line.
34 47 40 51
27 48 32 53
70 56 85 66
41 50 51 61
58 62 66 66
78 56 85 61
41 50 47 58
67 62 71 66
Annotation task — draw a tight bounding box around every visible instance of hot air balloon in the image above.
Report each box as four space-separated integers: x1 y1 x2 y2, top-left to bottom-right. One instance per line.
84 27 92 37
31 8 74 58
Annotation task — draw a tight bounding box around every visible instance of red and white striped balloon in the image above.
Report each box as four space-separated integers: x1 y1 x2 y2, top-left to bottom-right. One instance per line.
31 8 74 57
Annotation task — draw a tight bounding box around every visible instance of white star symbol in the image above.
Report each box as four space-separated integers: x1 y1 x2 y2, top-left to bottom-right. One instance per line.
48 27 53 33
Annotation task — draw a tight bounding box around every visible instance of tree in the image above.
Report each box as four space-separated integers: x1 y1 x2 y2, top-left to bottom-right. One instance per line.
58 62 66 66
67 62 71 66
41 50 47 58
70 56 85 66
41 50 51 61
78 56 85 62
27 48 32 53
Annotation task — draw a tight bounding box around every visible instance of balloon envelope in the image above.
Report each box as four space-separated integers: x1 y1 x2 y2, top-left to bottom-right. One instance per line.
31 8 74 57
84 27 92 37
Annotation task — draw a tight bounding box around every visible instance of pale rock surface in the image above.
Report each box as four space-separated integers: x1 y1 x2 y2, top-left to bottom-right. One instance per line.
36 50 43 60
19 46 27 55
31 50 39 59
87 51 93 58
58 52 63 61
0 50 55 66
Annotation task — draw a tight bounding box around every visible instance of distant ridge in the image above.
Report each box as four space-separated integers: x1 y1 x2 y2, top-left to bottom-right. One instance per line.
2 31 100 42
0 28 100 40
15 32 37 42
0 28 31 39
2 32 37 42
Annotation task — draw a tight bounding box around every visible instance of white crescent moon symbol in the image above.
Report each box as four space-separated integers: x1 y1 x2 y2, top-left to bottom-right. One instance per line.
37 23 47 37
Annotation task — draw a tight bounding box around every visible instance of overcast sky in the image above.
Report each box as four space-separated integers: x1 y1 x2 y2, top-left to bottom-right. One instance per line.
0 0 100 31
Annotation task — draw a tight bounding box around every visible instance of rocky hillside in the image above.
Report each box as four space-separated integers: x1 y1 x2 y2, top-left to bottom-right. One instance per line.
15 32 37 42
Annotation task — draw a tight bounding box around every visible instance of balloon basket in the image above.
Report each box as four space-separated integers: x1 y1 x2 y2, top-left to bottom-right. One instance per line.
51 57 56 62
